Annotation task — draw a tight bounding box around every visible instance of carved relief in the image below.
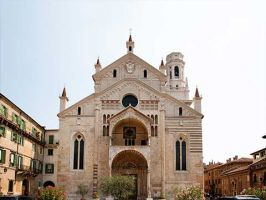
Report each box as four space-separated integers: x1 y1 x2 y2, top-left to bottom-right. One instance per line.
99 81 159 101
125 61 135 74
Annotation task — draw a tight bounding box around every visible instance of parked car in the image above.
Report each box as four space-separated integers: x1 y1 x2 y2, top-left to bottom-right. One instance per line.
217 195 260 200
0 196 33 200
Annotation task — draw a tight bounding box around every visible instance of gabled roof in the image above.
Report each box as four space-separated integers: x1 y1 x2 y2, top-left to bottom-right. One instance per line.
92 53 167 82
57 93 95 117
107 105 152 123
58 78 203 119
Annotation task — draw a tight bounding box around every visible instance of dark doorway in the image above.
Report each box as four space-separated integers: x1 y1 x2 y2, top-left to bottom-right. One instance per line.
43 181 55 187
22 179 29 196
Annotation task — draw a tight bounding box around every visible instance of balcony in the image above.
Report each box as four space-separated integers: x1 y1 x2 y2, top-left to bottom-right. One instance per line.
16 165 42 176
0 113 45 145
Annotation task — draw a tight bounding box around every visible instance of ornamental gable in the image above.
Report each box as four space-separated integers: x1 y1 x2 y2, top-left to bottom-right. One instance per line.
93 53 167 93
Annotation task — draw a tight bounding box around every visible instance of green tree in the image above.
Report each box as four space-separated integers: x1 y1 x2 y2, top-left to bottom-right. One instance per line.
242 188 266 200
174 185 203 200
100 175 135 200
38 186 66 200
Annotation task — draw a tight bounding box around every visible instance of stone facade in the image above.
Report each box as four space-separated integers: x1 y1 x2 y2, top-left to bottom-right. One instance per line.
48 36 204 200
0 93 45 197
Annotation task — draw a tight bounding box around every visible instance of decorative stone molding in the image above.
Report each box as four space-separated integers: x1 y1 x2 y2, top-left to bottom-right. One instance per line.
109 146 150 168
108 107 152 137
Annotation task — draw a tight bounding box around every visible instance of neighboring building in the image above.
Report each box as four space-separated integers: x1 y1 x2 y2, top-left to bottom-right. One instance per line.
0 94 45 196
52 35 204 199
250 148 266 189
204 162 223 196
42 129 59 187
204 157 252 197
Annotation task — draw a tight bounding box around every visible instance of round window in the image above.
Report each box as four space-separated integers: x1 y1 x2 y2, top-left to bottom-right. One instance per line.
122 94 138 107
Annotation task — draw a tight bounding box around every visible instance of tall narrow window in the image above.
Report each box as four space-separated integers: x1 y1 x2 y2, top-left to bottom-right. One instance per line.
176 141 180 170
8 180 14 193
144 70 147 78
0 149 6 164
107 126 109 136
179 107 183 116
155 115 158 124
151 126 154 137
78 107 81 115
176 139 187 171
174 66 179 77
79 140 84 169
182 141 186 170
73 134 85 170
103 126 106 136
113 69 117 78
103 114 106 124
73 139 78 169
129 46 132 51
48 135 54 144
155 126 158 137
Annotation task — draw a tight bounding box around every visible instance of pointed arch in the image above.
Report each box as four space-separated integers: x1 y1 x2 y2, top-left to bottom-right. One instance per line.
176 141 180 170
176 138 187 171
72 133 85 170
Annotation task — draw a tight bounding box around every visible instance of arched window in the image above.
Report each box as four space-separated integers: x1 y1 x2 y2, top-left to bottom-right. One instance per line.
113 69 117 78
144 70 147 78
182 141 186 170
179 107 182 116
107 126 109 136
151 126 154 137
73 134 84 170
103 126 106 136
78 107 81 115
176 141 180 170
103 114 106 124
176 138 187 171
174 66 179 77
129 46 132 52
151 115 154 124
155 115 158 124
155 126 158 137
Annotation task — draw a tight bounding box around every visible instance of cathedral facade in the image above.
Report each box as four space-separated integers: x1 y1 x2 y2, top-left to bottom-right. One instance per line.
49 36 204 199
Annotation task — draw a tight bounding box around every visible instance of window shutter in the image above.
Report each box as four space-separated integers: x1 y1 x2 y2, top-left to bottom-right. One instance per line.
0 149 6 163
0 105 4 115
2 150 6 163
14 154 17 167
0 126 5 137
12 113 16 122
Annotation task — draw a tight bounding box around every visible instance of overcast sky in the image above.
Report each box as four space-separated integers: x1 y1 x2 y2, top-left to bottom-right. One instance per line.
1 0 266 163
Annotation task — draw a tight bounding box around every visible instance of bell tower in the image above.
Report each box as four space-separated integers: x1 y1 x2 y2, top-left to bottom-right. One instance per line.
126 34 134 53
165 52 189 100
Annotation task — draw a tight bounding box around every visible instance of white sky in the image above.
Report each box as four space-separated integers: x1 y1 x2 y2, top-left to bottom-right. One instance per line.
0 0 266 163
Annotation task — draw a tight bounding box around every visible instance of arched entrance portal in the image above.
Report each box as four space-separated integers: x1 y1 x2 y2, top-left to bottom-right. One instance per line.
43 181 55 187
22 179 29 196
112 150 148 200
